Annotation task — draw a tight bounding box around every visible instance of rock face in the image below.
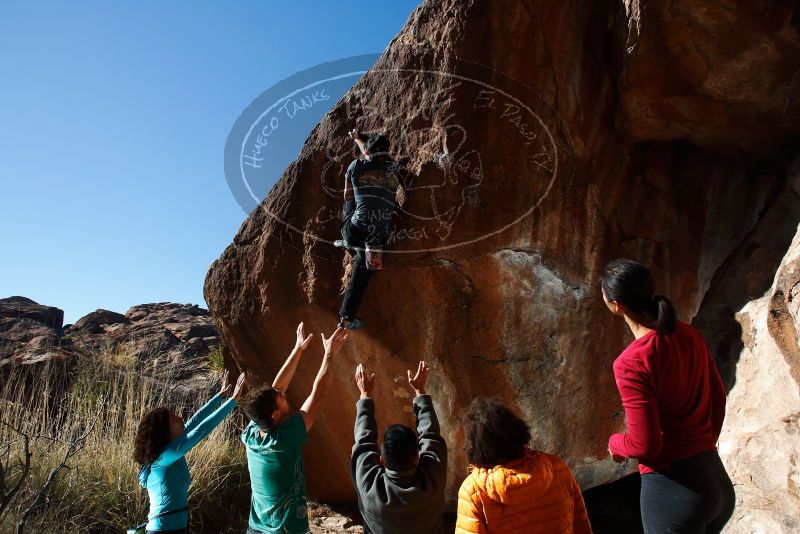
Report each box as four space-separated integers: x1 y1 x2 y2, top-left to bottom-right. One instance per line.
65 302 222 386
0 296 67 366
714 225 800 532
204 0 800 524
1 298 222 388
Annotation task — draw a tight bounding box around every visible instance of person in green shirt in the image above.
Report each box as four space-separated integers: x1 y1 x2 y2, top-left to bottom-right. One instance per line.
240 323 349 534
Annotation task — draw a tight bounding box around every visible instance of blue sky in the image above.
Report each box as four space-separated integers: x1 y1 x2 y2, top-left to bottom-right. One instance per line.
0 1 420 324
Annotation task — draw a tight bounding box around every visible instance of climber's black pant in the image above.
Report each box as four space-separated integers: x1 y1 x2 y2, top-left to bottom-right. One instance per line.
339 217 374 321
640 450 735 534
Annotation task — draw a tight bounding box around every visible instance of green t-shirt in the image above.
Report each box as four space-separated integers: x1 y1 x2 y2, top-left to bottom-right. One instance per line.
241 412 309 534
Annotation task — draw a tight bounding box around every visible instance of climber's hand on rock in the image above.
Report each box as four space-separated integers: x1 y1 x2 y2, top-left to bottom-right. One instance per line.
407 360 429 396
231 372 247 402
355 363 376 399
348 128 359 140
294 322 313 352
322 326 349 357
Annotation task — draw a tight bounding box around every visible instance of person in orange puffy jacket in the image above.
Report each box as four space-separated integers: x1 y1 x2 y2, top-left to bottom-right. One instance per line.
455 398 593 534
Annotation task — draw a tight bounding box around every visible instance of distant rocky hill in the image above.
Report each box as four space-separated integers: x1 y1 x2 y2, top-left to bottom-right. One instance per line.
0 296 221 388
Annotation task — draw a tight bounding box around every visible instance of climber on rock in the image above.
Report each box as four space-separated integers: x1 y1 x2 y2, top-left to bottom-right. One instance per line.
336 128 401 330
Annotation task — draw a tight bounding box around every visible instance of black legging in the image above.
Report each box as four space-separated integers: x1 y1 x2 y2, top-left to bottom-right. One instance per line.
339 216 373 320
640 450 735 533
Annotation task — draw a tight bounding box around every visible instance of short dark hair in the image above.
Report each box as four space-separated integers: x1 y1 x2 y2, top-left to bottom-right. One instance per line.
242 385 280 430
364 134 390 158
601 258 677 335
381 424 418 470
463 397 531 467
133 407 173 465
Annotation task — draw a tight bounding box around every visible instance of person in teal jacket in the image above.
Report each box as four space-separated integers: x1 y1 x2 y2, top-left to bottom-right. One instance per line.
133 370 246 533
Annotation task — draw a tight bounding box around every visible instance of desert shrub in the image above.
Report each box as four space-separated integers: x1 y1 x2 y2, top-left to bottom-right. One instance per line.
0 351 250 533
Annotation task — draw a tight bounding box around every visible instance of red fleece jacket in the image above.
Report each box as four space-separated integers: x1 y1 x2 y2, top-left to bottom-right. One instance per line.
608 321 726 474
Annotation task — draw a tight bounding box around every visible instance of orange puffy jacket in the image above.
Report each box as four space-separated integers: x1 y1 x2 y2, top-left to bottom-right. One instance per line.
455 448 593 534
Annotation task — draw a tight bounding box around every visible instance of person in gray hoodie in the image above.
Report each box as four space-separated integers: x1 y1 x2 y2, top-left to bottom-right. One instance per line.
350 361 447 534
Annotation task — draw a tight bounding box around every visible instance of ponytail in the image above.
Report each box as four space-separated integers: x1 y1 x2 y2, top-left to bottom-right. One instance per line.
601 259 677 335
648 294 677 335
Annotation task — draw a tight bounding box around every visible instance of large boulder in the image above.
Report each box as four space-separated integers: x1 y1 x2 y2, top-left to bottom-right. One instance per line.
618 0 800 152
65 302 222 387
204 0 800 521
0 296 68 366
0 296 64 330
713 223 800 531
71 308 129 334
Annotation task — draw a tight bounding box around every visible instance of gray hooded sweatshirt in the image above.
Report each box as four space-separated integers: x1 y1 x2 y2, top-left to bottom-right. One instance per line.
350 395 447 534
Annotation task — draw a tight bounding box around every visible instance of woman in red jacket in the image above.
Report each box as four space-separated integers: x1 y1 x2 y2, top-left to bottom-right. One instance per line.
601 259 735 534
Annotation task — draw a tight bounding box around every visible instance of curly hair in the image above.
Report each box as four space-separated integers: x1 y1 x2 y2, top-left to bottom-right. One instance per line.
241 385 280 430
463 397 531 467
133 407 173 465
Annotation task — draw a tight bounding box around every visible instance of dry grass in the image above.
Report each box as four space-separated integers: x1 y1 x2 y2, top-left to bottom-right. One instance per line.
0 351 250 533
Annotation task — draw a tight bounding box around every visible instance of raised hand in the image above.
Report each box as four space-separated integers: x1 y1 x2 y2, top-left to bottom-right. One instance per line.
348 128 359 140
321 327 349 357
219 369 232 397
231 372 247 402
295 322 313 352
355 363 377 399
407 361 429 396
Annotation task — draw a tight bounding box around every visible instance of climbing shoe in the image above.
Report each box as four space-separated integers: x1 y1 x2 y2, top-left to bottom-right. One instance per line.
338 317 365 330
346 318 365 330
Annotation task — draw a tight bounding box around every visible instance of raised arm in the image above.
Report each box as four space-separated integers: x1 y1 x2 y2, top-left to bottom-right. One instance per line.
408 361 447 474
272 322 313 393
351 364 381 488
300 327 348 431
155 373 247 467
353 365 379 448
184 393 224 432
184 369 233 431
349 128 369 157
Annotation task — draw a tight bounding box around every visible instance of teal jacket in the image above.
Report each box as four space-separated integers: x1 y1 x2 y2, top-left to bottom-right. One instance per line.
137 393 236 531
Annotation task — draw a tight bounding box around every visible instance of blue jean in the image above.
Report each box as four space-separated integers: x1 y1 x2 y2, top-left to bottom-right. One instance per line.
640 450 735 533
